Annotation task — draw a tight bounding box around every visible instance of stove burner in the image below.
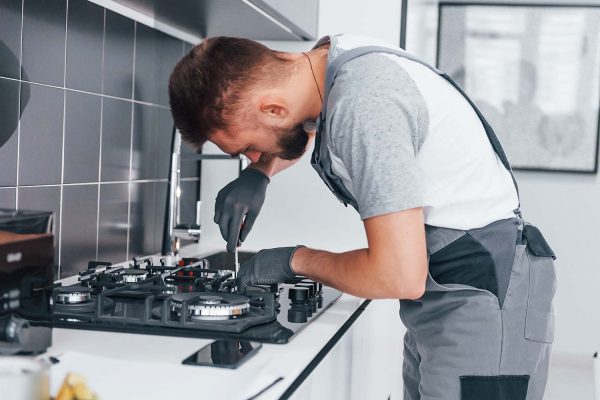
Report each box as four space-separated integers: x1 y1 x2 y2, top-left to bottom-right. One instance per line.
170 292 250 320
52 286 114 316
55 286 91 304
121 269 148 283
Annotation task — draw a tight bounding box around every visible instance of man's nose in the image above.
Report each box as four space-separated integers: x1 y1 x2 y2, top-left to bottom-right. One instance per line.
243 150 262 163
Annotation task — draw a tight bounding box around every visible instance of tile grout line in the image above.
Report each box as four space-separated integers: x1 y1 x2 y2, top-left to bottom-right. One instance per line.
58 0 70 278
15 0 25 209
126 21 138 260
96 8 107 261
0 76 170 110
9 179 173 190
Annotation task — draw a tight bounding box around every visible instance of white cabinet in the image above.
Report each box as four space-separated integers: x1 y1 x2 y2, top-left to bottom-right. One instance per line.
291 300 406 400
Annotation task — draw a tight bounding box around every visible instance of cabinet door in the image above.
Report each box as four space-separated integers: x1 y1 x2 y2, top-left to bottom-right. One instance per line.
255 0 319 40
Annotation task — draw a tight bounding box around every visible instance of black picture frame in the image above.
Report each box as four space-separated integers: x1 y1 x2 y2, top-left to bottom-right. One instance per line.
436 1 600 174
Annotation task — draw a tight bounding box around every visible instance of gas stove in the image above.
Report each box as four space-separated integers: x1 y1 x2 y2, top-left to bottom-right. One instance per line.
50 256 341 344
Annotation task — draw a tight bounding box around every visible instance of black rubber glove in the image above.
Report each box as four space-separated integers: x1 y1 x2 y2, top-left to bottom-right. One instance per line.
237 246 304 292
214 168 270 252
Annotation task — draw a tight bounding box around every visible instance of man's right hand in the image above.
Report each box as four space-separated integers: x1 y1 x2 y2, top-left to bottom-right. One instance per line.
214 168 270 252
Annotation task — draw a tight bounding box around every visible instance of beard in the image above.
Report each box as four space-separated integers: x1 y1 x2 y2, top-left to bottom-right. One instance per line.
275 122 310 160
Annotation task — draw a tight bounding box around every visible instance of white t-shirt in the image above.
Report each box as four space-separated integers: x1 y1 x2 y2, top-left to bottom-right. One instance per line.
319 34 519 230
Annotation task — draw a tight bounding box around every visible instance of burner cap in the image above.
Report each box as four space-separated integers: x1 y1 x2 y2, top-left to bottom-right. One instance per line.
197 295 223 305
170 292 250 320
122 269 148 283
54 286 91 304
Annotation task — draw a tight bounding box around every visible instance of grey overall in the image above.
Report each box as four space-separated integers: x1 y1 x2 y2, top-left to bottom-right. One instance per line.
311 46 557 400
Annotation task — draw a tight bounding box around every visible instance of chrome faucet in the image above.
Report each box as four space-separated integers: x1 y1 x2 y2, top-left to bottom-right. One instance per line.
160 125 250 257
162 127 201 257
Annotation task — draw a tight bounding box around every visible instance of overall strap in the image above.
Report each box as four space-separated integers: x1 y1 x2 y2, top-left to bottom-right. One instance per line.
320 45 520 206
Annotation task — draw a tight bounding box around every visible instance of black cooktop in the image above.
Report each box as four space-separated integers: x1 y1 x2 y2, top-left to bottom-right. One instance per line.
50 257 341 344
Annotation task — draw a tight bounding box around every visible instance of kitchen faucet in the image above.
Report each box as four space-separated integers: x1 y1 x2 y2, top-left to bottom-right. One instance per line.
161 126 201 257
161 125 250 257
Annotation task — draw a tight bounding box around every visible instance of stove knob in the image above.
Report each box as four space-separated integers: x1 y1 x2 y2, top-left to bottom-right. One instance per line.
288 287 309 304
295 284 315 299
1 316 31 346
287 307 308 323
301 279 319 294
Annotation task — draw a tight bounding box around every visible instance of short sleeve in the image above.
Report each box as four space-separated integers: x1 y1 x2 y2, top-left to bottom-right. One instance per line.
327 53 429 220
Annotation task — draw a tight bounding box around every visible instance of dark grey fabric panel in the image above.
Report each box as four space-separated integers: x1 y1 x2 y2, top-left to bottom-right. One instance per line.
60 184 98 277
18 84 64 185
63 91 101 183
22 0 67 86
97 183 128 263
426 218 518 307
460 375 529 400
65 0 104 93
429 233 498 300
468 218 518 308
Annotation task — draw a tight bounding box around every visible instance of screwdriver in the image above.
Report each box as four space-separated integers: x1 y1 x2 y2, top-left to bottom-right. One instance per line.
234 221 245 279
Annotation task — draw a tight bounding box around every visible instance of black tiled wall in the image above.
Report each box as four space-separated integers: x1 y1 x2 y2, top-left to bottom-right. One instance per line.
0 0 199 278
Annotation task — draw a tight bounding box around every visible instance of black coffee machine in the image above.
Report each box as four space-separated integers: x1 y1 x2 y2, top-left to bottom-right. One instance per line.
0 209 54 354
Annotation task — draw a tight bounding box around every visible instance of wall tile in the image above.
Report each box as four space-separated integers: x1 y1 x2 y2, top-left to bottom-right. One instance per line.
133 23 182 106
0 188 16 209
22 0 67 86
103 10 134 99
18 84 64 185
180 141 199 179
154 181 167 252
9 1 190 272
128 181 157 257
0 0 23 79
0 78 20 186
131 104 172 181
101 97 131 182
63 91 101 183
97 183 128 263
60 184 98 277
179 179 199 225
18 185 61 263
65 0 104 93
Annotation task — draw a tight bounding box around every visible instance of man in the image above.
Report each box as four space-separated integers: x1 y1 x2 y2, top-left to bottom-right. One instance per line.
169 34 556 400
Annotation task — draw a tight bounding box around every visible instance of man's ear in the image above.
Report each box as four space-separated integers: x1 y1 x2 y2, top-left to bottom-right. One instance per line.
260 102 289 119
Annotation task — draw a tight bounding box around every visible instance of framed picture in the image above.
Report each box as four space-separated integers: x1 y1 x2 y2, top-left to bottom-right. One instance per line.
437 2 600 173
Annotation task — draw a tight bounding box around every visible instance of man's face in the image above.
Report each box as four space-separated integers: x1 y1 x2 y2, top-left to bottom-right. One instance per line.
210 118 309 163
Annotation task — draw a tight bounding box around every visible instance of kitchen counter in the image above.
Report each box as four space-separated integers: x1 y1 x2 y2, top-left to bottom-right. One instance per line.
43 241 406 399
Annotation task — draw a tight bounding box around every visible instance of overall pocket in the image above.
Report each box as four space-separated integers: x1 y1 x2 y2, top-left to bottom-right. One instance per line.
523 224 557 344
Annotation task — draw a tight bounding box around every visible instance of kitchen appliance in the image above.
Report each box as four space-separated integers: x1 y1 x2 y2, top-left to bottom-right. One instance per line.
50 256 341 344
0 209 54 355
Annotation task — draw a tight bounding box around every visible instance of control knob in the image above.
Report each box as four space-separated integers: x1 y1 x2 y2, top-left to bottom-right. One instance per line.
288 287 309 304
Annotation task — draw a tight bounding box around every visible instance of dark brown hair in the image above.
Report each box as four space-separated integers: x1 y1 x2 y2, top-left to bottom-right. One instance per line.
168 37 288 150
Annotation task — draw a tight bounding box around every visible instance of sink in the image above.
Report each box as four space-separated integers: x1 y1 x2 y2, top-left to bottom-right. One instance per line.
202 251 257 270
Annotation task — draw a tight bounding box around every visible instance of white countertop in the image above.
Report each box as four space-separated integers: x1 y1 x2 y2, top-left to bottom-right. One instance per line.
43 241 367 400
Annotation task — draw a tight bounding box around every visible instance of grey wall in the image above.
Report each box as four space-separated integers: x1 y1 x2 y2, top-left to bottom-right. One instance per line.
406 0 600 356
0 0 199 278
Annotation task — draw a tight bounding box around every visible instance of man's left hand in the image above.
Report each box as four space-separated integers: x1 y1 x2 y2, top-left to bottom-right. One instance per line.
236 246 304 292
